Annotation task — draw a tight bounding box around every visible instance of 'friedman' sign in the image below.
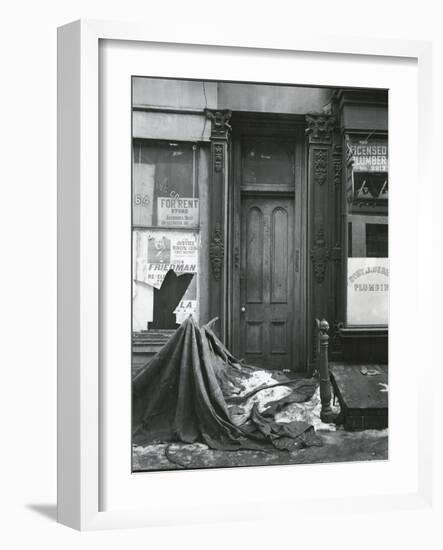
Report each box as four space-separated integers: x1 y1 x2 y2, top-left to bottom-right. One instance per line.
347 258 389 326
134 230 199 289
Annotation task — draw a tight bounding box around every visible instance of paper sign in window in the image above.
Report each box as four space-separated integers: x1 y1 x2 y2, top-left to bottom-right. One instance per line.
347 257 389 326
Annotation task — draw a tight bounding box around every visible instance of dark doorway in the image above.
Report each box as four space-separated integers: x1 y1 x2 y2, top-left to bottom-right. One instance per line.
230 122 307 371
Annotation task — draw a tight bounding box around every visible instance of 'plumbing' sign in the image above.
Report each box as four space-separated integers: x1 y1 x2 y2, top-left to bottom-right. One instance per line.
347 258 389 325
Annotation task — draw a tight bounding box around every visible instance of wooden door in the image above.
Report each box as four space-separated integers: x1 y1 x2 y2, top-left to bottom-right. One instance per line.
239 196 295 369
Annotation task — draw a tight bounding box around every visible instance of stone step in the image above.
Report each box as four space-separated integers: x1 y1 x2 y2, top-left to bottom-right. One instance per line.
329 363 388 431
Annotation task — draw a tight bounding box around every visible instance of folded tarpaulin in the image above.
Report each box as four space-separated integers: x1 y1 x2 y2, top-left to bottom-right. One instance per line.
133 316 318 451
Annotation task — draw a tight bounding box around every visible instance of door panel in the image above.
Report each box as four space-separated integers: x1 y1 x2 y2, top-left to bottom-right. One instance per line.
245 207 264 303
271 207 289 303
240 196 295 369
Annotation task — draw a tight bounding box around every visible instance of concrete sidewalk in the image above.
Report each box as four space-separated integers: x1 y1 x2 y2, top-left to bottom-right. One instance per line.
133 428 388 471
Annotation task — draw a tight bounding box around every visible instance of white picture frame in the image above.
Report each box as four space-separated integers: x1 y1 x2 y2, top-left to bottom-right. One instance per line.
57 19 434 531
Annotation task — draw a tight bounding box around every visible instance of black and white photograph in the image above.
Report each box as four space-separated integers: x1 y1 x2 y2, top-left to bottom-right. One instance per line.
131 77 389 472
3 0 440 542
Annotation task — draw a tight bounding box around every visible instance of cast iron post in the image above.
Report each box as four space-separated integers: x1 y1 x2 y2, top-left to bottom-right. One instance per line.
319 318 335 422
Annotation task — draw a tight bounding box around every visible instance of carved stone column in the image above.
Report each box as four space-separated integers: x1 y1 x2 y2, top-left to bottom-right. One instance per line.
205 109 232 340
306 113 335 371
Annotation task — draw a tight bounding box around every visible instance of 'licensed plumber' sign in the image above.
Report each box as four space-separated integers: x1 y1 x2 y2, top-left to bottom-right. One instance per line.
347 257 389 325
348 137 388 173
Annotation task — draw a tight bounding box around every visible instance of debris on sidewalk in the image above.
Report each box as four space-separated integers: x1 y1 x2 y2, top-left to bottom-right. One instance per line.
132 318 387 471
133 317 321 452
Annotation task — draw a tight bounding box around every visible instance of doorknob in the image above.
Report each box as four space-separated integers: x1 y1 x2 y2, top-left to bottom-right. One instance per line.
241 306 246 313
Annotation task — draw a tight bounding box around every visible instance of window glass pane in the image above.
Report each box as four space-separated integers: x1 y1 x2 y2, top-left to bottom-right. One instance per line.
345 135 389 326
348 172 388 214
366 224 388 258
133 140 199 228
242 139 294 185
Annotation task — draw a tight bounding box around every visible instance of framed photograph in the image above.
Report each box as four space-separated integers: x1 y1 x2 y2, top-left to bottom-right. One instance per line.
57 20 433 530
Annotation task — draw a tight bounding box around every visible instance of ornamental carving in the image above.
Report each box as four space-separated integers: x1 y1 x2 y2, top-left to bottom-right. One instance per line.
314 149 328 185
305 114 335 143
333 158 342 185
310 227 330 284
205 109 232 140
213 143 224 172
333 145 343 185
209 223 224 281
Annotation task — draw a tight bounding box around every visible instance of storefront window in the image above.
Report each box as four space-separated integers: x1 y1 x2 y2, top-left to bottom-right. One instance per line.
345 135 389 326
132 140 200 332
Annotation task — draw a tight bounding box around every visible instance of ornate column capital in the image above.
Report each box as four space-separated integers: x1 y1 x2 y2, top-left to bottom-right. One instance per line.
305 113 335 144
205 109 232 140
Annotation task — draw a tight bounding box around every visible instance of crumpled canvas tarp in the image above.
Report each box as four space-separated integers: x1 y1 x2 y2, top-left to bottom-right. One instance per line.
133 317 318 451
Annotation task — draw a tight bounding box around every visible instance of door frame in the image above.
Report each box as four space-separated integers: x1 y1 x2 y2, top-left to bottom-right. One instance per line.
227 113 308 371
